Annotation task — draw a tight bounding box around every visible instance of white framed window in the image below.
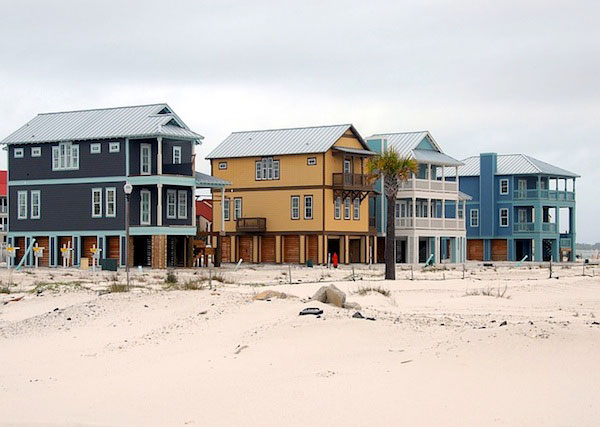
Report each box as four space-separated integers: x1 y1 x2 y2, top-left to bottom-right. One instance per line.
307 157 317 166
223 198 230 221
166 190 177 219
109 142 120 153
140 190 151 225
458 204 464 219
14 148 24 158
273 160 280 179
31 147 41 157
470 209 479 228
90 143 101 154
219 162 227 170
500 179 509 195
291 196 300 220
52 142 79 170
353 197 360 220
178 190 188 219
500 208 509 227
304 195 313 220
140 143 151 175
105 187 116 218
17 191 27 219
344 197 351 220
91 188 102 218
173 146 182 164
334 197 341 219
234 198 242 220
255 157 280 180
30 190 41 219
344 159 351 174
395 201 401 219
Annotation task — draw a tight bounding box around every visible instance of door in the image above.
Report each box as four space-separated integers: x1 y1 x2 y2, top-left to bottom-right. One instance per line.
261 236 276 263
238 236 253 263
283 235 300 263
306 235 318 264
518 179 527 197
518 209 527 224
344 159 352 174
491 239 508 261
467 239 484 261
82 236 97 260
349 238 361 263
221 236 231 263
107 236 120 260
140 144 151 175
34 236 50 267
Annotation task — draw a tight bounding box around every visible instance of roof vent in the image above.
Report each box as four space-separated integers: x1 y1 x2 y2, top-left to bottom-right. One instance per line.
157 107 172 115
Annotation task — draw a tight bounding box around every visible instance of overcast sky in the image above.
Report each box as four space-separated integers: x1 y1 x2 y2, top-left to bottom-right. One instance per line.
1 0 598 242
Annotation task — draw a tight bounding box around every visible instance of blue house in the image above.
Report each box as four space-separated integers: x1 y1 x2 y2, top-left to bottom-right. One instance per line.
447 153 578 262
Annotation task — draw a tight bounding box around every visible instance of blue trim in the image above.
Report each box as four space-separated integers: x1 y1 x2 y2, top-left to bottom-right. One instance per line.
9 176 126 186
8 226 195 237
129 175 195 187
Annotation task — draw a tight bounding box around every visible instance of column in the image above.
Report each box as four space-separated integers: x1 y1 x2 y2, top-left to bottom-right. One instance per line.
253 235 259 263
373 236 378 264
412 195 416 229
317 234 324 264
534 237 543 262
157 136 163 175
570 205 576 262
157 183 163 226
221 187 225 236
230 235 237 263
275 235 281 263
412 235 419 264
427 198 431 228
299 235 306 264
192 186 197 228
434 236 441 264
344 235 349 264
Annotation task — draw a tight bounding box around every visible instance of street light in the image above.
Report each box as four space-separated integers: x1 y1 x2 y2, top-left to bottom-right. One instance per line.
123 182 133 290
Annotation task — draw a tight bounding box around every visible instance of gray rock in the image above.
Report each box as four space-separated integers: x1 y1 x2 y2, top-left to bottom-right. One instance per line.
310 284 346 308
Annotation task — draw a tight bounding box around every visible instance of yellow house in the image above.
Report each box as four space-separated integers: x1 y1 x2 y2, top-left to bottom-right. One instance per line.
206 124 378 264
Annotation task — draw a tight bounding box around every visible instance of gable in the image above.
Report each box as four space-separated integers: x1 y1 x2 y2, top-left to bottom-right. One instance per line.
415 135 437 151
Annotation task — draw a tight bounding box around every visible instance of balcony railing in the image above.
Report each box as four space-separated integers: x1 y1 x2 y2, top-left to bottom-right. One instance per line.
398 178 458 193
560 238 572 248
332 173 372 190
542 223 557 233
514 189 575 201
514 222 534 232
162 162 194 176
236 217 267 233
395 217 465 230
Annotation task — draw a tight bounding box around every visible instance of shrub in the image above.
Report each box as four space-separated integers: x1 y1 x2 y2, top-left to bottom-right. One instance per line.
354 286 391 297
165 270 178 285
107 283 128 293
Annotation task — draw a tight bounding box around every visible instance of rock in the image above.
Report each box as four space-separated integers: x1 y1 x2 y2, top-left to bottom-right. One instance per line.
352 311 365 319
311 286 329 303
366 317 376 321
253 290 289 301
299 307 324 316
66 317 71 321
344 301 361 310
499 320 507 327
591 321 600 325
311 284 346 308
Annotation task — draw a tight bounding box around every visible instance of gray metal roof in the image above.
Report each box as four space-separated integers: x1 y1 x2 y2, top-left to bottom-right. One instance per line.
206 124 370 159
1 103 203 145
366 131 462 166
446 154 579 178
333 146 376 156
195 172 230 188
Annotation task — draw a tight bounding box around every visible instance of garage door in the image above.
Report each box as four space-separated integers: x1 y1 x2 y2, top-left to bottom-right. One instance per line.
221 236 231 263
261 236 276 263
239 236 253 263
283 235 300 263
467 239 484 261
306 235 318 264
34 236 50 267
107 236 120 260
82 236 97 260
491 239 508 261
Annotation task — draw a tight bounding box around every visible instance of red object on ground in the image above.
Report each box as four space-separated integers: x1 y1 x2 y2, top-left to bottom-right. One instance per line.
0 171 6 197
332 252 339 268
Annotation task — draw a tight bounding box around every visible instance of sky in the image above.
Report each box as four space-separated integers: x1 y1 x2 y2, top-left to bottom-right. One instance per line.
0 0 598 242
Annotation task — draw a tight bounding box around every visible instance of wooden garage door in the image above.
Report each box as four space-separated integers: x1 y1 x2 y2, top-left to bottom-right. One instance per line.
283 235 300 263
221 236 231 263
82 236 97 260
467 239 484 261
35 236 50 267
15 237 25 264
491 239 508 261
107 236 120 260
239 236 253 263
306 235 318 264
261 236 276 263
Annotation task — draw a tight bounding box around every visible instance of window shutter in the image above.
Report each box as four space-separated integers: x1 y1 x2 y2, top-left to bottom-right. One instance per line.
72 145 79 169
52 147 59 170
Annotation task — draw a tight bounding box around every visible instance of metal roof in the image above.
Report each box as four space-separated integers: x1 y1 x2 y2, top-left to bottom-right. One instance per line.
333 146 376 156
413 149 463 167
206 124 370 159
195 171 230 188
446 154 579 178
1 103 203 145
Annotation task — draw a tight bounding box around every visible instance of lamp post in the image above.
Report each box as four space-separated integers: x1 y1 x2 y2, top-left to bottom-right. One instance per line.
123 182 133 290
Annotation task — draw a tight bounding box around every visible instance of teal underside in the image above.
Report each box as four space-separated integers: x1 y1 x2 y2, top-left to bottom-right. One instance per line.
8 226 196 237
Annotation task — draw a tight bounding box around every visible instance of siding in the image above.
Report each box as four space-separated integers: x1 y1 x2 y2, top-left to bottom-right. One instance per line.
162 186 193 226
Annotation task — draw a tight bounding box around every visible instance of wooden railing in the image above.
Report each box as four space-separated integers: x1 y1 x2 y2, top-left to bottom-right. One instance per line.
332 173 371 189
236 217 267 233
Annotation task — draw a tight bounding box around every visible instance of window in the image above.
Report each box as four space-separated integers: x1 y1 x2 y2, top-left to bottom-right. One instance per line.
140 144 151 175
334 197 341 219
304 196 313 219
105 188 116 217
91 143 101 154
31 147 41 157
140 190 151 225
307 157 317 166
14 148 24 158
291 196 300 220
109 142 120 153
458 204 464 219
52 142 79 170
344 159 351 174
92 188 102 218
30 190 41 219
223 198 230 221
219 162 227 170
255 157 280 180
344 197 351 219
17 191 27 219
470 209 479 228
173 146 181 164
178 190 188 219
166 190 177 219
395 201 401 219
353 197 360 220
500 179 509 195
234 198 242 220
500 208 509 227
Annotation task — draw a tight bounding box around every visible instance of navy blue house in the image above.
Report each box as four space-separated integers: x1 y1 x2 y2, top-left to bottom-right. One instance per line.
447 153 578 262
2 103 226 268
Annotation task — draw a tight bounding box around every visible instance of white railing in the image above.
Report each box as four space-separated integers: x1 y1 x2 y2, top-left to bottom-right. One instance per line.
396 217 465 231
398 178 458 193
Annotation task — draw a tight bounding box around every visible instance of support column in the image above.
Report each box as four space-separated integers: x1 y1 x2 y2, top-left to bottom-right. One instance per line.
534 237 543 262
253 235 259 263
317 235 324 264
434 236 441 264
157 183 163 226
413 235 419 264
275 235 282 263
230 235 237 263
373 236 378 264
157 136 163 175
570 205 576 262
192 186 197 228
151 235 167 269
344 235 349 264
427 198 432 228
450 237 457 263
299 235 306 264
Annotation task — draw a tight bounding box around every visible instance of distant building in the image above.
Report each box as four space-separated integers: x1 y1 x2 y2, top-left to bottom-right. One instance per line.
196 198 212 232
0 170 7 244
448 153 578 262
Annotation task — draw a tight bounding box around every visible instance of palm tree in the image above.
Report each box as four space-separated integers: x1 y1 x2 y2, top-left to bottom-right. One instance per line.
367 150 418 280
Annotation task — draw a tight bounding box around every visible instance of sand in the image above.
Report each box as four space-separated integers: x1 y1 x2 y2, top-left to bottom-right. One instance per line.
1 263 599 426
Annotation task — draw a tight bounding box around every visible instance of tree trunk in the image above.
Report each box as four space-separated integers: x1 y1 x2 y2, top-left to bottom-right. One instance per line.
385 193 396 280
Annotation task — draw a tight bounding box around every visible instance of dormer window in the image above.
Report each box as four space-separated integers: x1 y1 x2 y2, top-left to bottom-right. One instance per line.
52 142 79 171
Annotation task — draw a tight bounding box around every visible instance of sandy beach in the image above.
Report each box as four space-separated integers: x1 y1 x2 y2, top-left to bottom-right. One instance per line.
1 263 599 426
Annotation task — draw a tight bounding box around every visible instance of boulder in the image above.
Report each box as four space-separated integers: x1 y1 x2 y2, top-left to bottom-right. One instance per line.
253 290 289 301
311 284 346 308
344 301 362 310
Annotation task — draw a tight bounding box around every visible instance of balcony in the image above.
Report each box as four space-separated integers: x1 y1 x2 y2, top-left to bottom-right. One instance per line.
514 189 575 201
162 162 194 176
332 173 372 191
513 222 557 233
236 217 266 233
398 178 458 193
395 217 465 231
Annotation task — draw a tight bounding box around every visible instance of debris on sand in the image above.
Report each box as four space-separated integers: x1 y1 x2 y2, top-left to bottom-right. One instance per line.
352 311 365 319
253 290 291 301
499 320 507 327
234 345 249 355
299 307 324 316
